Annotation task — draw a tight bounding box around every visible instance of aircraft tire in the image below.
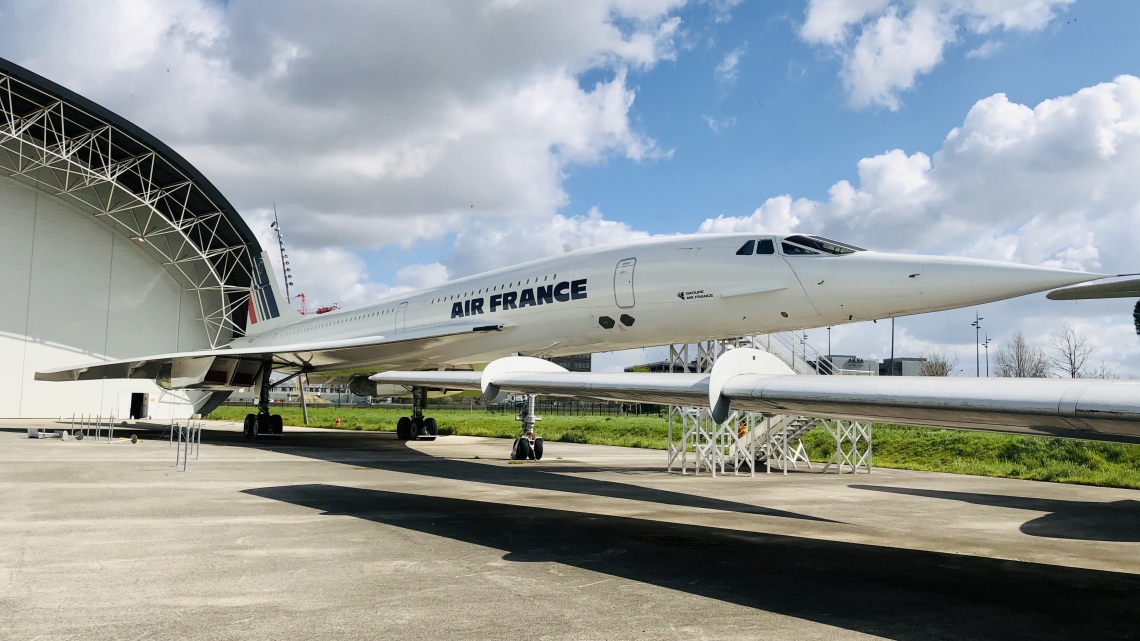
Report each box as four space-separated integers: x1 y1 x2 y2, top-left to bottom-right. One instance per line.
396 417 412 441
513 437 532 461
243 414 255 438
533 437 543 461
424 418 438 437
270 414 283 435
255 414 271 437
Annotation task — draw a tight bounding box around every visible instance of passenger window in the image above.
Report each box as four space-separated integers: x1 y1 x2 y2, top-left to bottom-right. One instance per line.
782 241 818 255
756 239 774 255
735 240 755 255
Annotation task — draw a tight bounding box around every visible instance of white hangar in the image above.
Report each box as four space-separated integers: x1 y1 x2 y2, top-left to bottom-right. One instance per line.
0 57 263 420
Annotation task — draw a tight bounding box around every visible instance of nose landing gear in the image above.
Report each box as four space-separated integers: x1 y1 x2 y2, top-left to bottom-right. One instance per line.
510 394 543 460
397 386 438 441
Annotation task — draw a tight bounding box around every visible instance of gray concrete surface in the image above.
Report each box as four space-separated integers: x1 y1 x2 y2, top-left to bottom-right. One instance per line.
2 419 1140 640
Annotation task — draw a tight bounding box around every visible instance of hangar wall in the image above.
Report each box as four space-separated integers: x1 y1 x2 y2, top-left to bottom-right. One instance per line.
0 174 209 419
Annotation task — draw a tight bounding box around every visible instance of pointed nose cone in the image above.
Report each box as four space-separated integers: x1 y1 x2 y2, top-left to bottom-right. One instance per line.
918 256 1104 309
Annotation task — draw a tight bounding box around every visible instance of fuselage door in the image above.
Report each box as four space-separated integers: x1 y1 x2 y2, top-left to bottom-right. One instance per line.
614 258 636 309
395 302 408 333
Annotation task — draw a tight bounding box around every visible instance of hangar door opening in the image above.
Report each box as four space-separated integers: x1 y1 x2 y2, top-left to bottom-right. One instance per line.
130 393 147 420
614 258 636 309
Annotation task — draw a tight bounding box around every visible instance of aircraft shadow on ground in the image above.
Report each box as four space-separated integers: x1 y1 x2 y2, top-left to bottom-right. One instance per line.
209 428 834 523
245 483 1140 641
850 484 1140 543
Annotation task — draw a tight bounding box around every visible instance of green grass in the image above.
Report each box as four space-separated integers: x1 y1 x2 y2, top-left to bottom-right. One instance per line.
801 423 1140 489
208 405 1140 489
208 405 670 449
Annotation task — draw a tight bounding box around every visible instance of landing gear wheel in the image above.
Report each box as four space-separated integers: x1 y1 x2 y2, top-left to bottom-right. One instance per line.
533 437 543 461
396 416 412 441
255 414 271 438
512 437 533 460
243 414 256 438
411 417 438 441
270 414 283 435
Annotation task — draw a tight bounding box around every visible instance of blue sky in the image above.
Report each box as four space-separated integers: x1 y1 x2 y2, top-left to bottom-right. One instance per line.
565 0 1134 234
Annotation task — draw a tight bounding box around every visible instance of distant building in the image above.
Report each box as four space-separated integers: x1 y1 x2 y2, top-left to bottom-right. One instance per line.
880 357 928 376
550 353 591 372
822 355 878 374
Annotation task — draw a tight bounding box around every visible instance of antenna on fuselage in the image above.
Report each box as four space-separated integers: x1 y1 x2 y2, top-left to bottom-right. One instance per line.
270 203 294 300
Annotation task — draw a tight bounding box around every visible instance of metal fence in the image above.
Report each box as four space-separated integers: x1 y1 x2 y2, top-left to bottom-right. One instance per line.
221 399 662 417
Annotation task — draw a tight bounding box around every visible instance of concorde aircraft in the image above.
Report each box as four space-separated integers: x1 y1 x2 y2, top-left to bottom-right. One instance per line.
37 232 1140 456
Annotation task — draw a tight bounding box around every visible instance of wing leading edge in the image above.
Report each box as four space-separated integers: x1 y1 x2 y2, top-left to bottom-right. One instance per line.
35 320 513 390
372 349 1140 442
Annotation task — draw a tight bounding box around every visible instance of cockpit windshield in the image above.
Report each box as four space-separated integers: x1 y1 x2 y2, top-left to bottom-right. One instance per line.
783 235 865 255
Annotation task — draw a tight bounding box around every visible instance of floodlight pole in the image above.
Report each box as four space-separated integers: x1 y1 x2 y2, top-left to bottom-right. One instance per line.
983 335 992 377
971 312 983 377
889 317 895 376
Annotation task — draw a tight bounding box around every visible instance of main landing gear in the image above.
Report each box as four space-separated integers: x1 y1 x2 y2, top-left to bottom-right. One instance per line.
396 386 438 441
244 360 283 439
510 394 544 461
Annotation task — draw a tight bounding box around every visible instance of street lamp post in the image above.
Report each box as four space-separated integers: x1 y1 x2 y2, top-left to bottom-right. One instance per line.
826 326 832 374
982 335 992 377
971 312 984 377
889 317 895 376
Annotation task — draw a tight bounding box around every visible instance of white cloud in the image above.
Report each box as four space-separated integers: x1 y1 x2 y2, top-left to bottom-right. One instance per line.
702 115 737 132
247 207 407 309
0 0 699 312
396 263 450 289
702 0 745 24
0 0 686 254
444 207 653 277
703 76 1140 376
713 42 747 85
701 76 1140 272
800 0 1074 109
966 40 1003 59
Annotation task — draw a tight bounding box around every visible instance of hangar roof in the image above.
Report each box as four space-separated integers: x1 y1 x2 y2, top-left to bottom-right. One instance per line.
0 57 262 348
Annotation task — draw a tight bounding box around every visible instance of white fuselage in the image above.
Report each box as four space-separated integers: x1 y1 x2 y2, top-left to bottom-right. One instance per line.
237 233 1098 373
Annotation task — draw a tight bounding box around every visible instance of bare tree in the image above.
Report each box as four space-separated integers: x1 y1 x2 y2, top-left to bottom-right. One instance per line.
1050 322 1093 378
919 351 958 376
996 330 1050 378
1088 362 1119 379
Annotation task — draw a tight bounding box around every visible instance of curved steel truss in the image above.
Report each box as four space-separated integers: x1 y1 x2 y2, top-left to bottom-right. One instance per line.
0 62 259 348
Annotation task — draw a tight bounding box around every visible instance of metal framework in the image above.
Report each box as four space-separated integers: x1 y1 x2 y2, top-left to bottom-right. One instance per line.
820 419 873 474
665 337 874 477
0 59 260 348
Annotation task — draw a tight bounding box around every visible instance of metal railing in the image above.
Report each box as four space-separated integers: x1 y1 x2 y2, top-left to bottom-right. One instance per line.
748 332 875 376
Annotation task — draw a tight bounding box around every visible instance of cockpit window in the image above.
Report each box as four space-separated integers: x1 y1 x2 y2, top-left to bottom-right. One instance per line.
735 239 755 255
756 239 775 255
783 235 865 255
781 241 818 255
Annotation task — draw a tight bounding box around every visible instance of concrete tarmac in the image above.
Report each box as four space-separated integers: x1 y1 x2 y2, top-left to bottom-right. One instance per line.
2 419 1140 640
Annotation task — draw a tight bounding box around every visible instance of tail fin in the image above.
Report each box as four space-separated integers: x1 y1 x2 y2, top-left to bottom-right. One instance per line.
245 251 303 336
